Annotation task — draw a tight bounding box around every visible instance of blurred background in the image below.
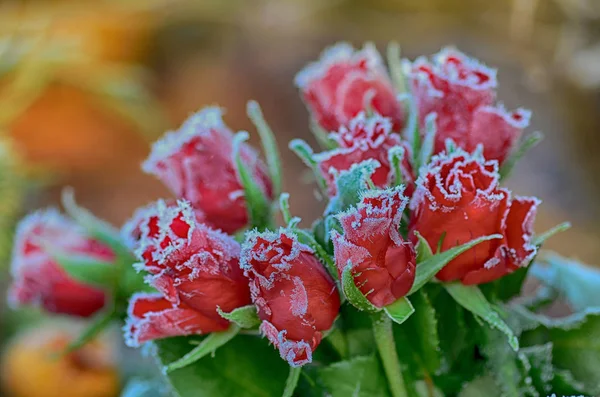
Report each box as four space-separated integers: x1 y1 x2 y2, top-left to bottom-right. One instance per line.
0 0 599 396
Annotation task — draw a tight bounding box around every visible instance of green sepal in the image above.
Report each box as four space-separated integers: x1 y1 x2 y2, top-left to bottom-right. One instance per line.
49 249 117 288
233 131 273 230
326 159 379 214
418 112 437 170
310 118 338 150
532 222 571 247
289 139 328 193
341 265 380 313
318 355 391 397
296 228 338 282
409 233 503 295
247 100 282 197
383 297 414 325
216 305 260 329
165 326 240 373
62 188 128 256
61 307 117 356
499 131 543 180
444 283 519 351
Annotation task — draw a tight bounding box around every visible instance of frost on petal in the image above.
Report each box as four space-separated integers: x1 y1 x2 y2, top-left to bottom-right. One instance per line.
260 321 316 367
8 209 112 317
470 105 532 163
124 293 228 347
243 229 340 366
337 186 408 246
504 196 540 266
295 42 403 132
240 228 307 288
142 107 271 234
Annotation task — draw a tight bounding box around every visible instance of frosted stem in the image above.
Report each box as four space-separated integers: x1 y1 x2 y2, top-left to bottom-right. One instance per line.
282 366 302 397
372 312 408 397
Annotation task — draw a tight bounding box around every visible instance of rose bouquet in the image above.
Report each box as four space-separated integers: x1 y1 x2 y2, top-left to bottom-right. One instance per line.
7 43 600 397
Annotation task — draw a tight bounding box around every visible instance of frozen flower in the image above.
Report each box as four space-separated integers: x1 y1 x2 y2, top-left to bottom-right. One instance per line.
409 48 531 164
296 43 403 132
143 107 272 234
8 210 114 317
333 187 416 307
241 229 340 367
409 149 539 284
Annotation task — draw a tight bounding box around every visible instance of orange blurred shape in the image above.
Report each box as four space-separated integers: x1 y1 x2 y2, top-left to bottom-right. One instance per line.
1 323 119 397
8 83 144 172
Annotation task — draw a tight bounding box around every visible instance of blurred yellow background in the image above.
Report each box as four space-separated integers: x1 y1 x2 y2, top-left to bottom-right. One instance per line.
0 0 599 395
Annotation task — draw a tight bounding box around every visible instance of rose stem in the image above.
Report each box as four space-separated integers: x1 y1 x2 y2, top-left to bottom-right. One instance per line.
282 366 302 397
372 312 409 397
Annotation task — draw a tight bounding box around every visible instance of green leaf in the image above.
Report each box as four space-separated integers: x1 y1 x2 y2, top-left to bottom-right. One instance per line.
409 234 503 295
432 287 484 395
165 326 240 373
278 193 294 227
414 231 434 263
247 101 282 197
458 376 501 397
499 131 543 180
484 266 530 303
233 132 272 230
532 222 571 246
444 283 519 351
217 305 260 329
521 343 554 395
62 188 127 255
481 327 537 397
155 335 288 397
383 297 414 325
341 265 380 313
529 253 600 311
541 308 600 395
318 355 391 397
325 159 379 214
289 139 328 193
400 289 441 375
393 288 441 392
51 252 117 288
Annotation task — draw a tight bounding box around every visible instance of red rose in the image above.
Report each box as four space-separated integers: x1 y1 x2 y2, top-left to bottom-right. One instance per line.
133 200 251 325
142 107 272 234
332 187 416 307
410 48 531 164
409 150 539 284
241 229 340 367
125 293 229 347
8 210 114 317
295 43 403 133
314 113 414 197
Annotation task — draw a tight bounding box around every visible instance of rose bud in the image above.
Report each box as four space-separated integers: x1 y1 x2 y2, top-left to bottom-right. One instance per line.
240 229 340 367
314 112 414 197
124 293 229 347
8 209 114 317
295 43 403 133
332 186 416 308
142 107 272 234
134 200 251 323
410 48 531 164
409 149 540 285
